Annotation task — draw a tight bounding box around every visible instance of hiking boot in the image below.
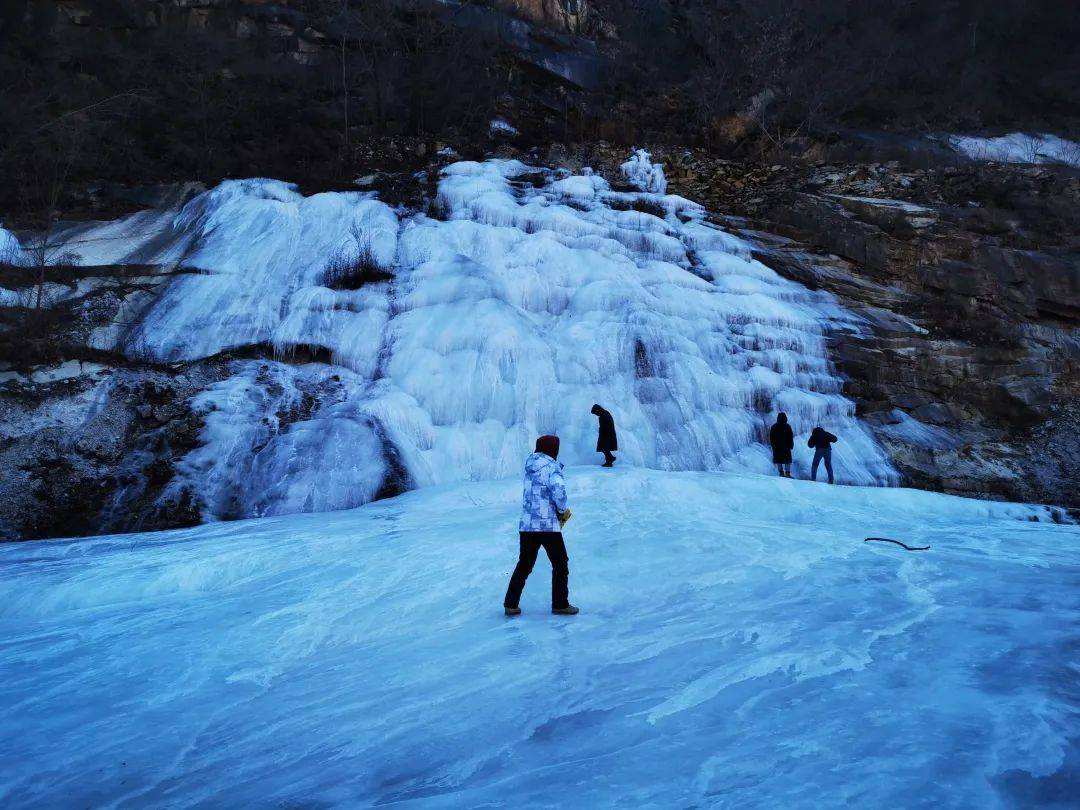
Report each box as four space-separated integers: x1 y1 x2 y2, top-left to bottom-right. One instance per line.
504 606 522 616
551 605 579 615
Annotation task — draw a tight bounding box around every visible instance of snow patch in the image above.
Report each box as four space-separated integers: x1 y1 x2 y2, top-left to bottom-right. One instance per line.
874 409 960 449
947 132 1080 167
489 118 519 137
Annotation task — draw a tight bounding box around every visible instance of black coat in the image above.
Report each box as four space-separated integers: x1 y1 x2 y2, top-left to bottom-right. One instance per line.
808 428 838 450
593 406 618 452
769 422 794 463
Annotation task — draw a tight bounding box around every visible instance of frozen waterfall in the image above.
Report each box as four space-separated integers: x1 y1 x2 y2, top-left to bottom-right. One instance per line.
21 156 898 520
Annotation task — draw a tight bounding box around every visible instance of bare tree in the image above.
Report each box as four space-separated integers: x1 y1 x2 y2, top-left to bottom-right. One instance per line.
339 0 351 156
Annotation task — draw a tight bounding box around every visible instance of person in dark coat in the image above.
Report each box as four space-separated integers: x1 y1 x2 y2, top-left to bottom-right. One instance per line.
769 412 794 477
590 404 618 467
808 426 838 484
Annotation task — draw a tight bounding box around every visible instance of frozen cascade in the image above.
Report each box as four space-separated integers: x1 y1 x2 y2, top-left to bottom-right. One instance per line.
19 158 897 521
121 178 399 367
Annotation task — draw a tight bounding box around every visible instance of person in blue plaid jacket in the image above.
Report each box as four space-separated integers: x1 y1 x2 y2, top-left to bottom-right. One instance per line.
503 435 579 616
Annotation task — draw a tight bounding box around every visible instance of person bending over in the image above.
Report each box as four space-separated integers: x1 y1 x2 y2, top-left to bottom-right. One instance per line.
770 412 794 478
504 435 579 616
591 403 618 467
808 426 838 484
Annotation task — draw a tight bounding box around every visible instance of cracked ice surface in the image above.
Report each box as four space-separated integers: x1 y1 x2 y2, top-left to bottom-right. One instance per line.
24 158 897 522
0 468 1076 807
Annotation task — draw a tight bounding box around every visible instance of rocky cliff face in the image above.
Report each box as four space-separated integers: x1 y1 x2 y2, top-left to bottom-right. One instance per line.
10 0 599 82
772 194 1078 506
655 152 1080 507
495 0 590 32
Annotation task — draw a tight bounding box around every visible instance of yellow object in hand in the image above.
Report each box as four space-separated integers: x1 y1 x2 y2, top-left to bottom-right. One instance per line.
559 509 572 528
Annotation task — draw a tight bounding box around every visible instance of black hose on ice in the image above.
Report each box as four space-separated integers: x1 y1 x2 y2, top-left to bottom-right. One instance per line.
864 537 930 551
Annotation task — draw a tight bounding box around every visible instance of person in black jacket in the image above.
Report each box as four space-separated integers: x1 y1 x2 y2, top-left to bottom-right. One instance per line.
769 412 794 477
590 404 618 467
808 426 838 484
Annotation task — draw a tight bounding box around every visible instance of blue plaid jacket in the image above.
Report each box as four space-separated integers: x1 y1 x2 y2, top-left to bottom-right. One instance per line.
519 452 568 532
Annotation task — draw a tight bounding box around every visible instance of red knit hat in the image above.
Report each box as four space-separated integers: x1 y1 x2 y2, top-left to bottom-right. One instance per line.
535 435 560 459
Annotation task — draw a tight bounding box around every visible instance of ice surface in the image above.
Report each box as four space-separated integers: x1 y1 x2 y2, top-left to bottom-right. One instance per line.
0 226 28 265
828 195 935 214
875 409 960 449
18 157 897 522
0 468 1076 807
43 207 191 268
947 132 1080 167
162 362 388 520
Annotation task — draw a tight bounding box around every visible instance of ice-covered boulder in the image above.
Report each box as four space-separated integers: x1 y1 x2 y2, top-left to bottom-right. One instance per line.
621 148 667 194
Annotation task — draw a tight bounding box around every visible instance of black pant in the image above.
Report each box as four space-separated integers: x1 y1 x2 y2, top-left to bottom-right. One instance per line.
504 532 570 609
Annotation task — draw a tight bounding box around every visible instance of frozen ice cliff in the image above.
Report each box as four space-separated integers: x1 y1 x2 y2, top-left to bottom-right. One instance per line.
4 156 897 527
0 468 1076 806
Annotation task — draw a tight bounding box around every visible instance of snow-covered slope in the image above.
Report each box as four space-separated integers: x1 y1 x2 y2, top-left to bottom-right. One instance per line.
4 155 896 526
946 132 1080 167
0 468 1076 807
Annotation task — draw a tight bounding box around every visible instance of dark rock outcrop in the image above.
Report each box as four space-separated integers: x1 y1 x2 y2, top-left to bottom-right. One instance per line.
0 363 219 540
